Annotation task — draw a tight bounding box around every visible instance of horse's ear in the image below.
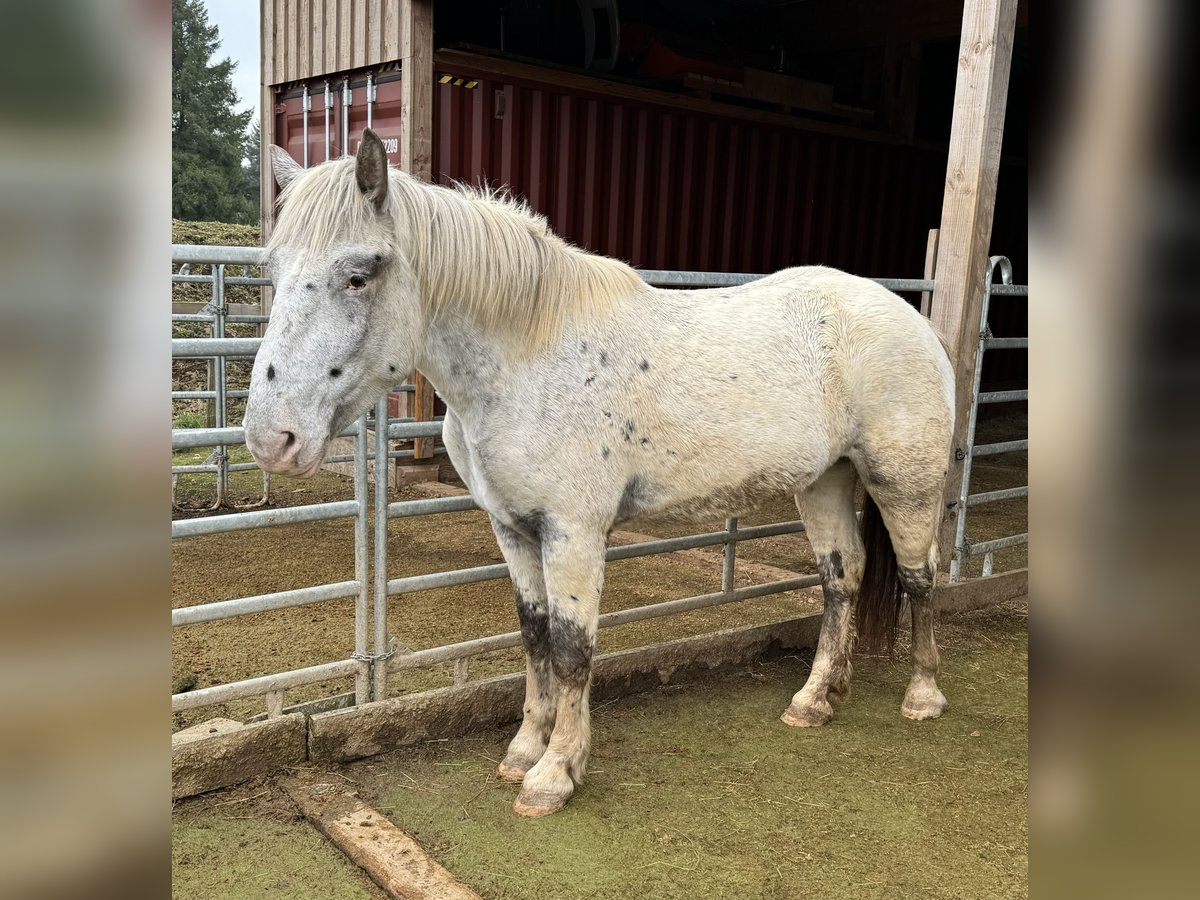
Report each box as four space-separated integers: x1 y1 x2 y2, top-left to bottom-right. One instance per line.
356 128 389 210
270 145 303 190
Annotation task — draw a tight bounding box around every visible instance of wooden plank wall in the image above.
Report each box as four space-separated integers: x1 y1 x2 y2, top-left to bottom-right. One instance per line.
262 0 401 88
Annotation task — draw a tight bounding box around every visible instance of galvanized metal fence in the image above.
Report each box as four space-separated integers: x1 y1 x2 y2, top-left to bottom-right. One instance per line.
948 256 1029 581
171 246 1027 720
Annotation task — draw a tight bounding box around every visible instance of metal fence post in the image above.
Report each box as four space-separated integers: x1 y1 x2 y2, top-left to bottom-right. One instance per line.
353 414 371 703
213 265 229 507
372 396 391 700
723 517 738 595
949 256 1012 582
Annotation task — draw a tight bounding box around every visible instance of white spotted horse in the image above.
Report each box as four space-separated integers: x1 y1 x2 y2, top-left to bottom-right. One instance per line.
245 130 955 817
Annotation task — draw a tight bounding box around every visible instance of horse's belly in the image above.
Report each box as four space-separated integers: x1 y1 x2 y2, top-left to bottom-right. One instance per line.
627 467 814 526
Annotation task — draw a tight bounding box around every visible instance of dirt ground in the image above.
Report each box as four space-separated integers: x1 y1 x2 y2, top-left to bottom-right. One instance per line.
171 409 1026 729
172 601 1027 900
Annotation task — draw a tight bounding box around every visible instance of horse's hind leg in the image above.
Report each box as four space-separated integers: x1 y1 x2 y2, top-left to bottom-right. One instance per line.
898 558 946 720
490 518 557 782
782 461 863 728
858 458 949 721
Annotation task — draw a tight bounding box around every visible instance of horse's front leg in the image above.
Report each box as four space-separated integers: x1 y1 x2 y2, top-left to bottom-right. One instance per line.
513 528 605 817
490 518 557 782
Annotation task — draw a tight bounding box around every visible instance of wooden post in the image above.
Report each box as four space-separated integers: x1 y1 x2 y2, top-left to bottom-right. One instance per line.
919 228 939 317
400 1 438 464
929 0 1018 572
258 0 277 322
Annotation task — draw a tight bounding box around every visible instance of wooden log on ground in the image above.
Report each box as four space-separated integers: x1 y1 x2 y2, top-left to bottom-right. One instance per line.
279 769 482 900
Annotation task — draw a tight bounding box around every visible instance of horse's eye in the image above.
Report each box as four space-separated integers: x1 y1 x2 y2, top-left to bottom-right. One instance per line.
348 274 367 290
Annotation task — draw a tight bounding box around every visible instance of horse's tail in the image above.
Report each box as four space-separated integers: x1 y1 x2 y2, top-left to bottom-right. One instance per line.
856 494 904 655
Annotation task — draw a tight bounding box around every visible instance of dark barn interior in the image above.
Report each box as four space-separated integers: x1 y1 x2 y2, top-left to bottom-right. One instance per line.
432 0 1028 389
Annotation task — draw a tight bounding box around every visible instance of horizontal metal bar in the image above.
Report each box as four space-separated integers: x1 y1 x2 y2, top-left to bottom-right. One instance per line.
172 337 262 358
388 495 479 518
962 533 1029 555
597 575 821 629
638 270 764 287
171 658 360 712
989 284 1028 296
172 389 249 400
387 562 510 595
966 486 1028 507
171 313 270 324
172 422 359 450
172 500 359 538
173 581 360 626
172 426 244 449
245 690 357 723
973 439 1028 457
172 274 270 286
173 244 265 265
172 462 262 475
635 269 935 293
384 518 811 600
608 519 807 562
385 421 443 439
983 337 1028 350
872 278 936 292
387 574 821 671
978 389 1027 404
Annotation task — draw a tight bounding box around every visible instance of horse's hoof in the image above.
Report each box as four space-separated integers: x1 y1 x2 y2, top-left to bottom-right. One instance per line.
496 761 529 782
513 789 570 818
780 701 833 728
901 690 947 721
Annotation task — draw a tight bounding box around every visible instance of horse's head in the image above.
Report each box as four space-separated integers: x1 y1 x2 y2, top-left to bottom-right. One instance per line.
245 130 421 476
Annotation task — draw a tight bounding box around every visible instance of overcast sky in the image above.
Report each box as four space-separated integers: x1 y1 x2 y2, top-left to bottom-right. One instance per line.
203 0 260 122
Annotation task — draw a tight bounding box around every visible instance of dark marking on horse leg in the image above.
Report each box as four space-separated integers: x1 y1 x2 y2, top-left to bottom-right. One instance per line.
639 359 650 371
600 445 610 459
819 549 845 582
548 613 595 686
599 351 608 366
266 364 275 381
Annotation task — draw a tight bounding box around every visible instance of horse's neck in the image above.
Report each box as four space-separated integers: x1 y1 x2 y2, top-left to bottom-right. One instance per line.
414 313 513 419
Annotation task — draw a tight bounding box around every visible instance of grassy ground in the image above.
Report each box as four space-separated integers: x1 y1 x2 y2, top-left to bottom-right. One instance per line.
172 786 385 899
172 602 1027 900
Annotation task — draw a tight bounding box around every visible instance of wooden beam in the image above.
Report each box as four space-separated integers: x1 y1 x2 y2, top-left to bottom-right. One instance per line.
401 1 436 464
259 0 277 320
919 227 939 316
279 771 483 900
412 373 436 460
400 1 434 179
929 0 1018 570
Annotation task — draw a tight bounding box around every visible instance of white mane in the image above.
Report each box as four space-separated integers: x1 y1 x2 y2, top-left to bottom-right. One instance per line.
267 159 647 347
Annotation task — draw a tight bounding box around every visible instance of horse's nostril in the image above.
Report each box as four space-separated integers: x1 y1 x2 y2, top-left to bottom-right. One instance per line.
281 430 296 450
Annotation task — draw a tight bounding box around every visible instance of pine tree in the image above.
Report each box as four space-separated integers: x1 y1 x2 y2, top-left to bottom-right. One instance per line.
172 0 258 223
